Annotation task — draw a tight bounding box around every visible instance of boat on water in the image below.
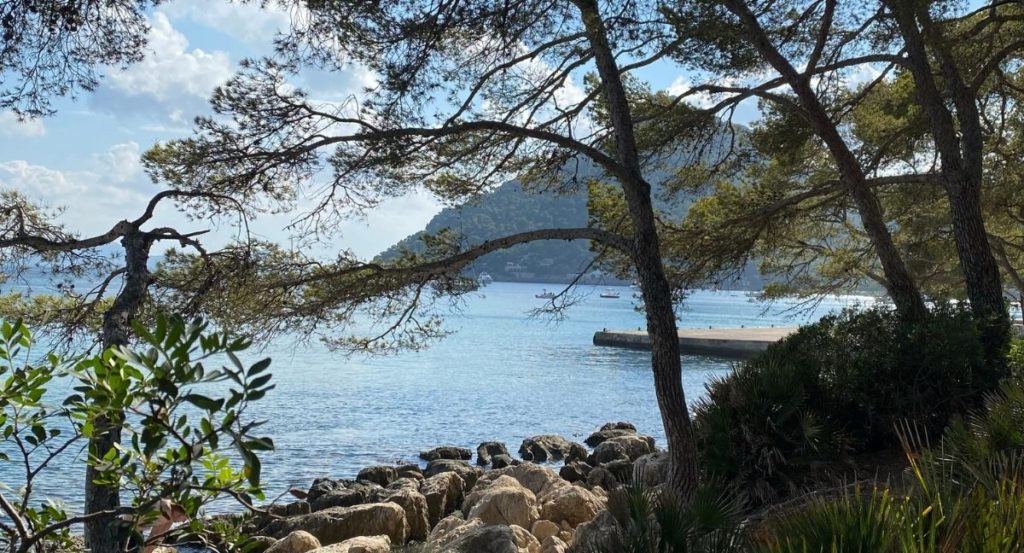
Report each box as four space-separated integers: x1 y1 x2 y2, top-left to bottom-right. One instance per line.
477 272 494 285
599 288 621 299
536 289 556 299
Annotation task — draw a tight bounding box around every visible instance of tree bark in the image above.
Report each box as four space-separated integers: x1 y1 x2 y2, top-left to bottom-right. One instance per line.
86 230 151 553
885 0 1010 368
721 0 927 322
574 0 699 499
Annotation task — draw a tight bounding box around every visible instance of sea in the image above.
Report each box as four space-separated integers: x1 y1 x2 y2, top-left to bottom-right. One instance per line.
2 281 878 514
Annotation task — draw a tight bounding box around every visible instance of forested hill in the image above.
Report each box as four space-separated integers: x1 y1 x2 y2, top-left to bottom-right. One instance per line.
380 180 602 283
379 136 767 288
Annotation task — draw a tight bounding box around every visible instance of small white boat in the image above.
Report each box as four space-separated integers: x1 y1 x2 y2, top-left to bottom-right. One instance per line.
536 289 556 299
599 289 621 299
477 272 493 285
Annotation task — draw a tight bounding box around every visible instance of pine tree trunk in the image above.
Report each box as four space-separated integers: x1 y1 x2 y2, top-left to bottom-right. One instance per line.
947 181 1010 372
574 0 700 499
86 231 150 552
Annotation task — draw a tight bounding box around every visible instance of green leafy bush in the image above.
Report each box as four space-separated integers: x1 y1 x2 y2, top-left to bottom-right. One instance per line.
571 476 748 553
695 305 991 504
694 351 847 504
1010 338 1024 375
0 317 275 553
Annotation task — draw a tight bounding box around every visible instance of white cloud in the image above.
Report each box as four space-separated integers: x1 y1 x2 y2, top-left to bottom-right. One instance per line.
105 12 234 104
0 112 46 138
161 0 294 46
0 144 152 236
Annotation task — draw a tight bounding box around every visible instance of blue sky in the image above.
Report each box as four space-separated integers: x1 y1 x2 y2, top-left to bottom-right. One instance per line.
0 2 748 259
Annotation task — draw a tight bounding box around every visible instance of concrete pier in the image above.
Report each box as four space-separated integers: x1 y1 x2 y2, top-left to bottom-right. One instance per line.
593 327 798 359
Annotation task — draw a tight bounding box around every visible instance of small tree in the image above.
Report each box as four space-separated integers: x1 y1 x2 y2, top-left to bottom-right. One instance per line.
0 316 275 553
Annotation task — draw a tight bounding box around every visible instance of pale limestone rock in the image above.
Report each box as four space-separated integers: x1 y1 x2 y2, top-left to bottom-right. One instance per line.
465 475 539 528
530 519 560 543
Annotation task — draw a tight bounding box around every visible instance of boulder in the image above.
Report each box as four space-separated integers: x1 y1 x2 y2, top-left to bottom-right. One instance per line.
558 462 592 484
491 453 515 469
566 442 589 464
464 475 540 528
600 422 637 432
420 446 473 462
587 440 629 466
357 465 397 487
427 514 471 546
589 435 654 466
510 524 542 553
396 464 423 481
307 478 343 504
477 441 510 466
540 535 569 553
266 530 320 553
585 467 618 490
420 471 466 526
519 435 574 462
539 485 605 528
248 536 278 553
375 488 430 542
268 501 312 518
581 428 634 448
572 510 618 550
633 450 670 486
476 463 563 498
306 480 384 512
310 535 391 553
531 519 560 543
425 459 482 491
384 477 421 493
265 502 407 546
442 522 534 553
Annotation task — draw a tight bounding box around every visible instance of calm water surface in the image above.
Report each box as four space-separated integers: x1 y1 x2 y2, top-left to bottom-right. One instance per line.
10 282 875 512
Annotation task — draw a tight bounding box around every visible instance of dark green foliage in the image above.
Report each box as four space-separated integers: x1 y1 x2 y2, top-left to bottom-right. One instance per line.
694 351 847 504
695 305 990 504
572 476 748 553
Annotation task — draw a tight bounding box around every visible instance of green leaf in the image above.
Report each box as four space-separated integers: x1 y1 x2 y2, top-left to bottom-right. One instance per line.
183 394 224 412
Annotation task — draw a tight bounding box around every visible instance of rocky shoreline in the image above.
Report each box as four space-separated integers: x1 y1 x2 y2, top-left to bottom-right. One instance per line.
244 421 667 553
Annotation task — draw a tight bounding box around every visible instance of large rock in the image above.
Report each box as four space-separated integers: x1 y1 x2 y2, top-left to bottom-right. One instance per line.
531 519 560 543
420 471 466 525
425 459 482 490
268 501 312 518
587 440 629 466
307 480 383 512
565 442 589 464
588 435 654 466
510 524 542 553
396 464 423 481
477 441 510 466
266 530 321 553
476 463 563 498
539 484 605 528
584 423 638 447
427 514 472 546
571 510 618 551
420 446 473 461
491 453 515 469
558 462 592 484
356 466 397 487
464 475 540 528
441 522 537 553
310 535 391 553
374 488 429 542
519 435 575 462
633 450 670 486
540 535 569 553
266 503 407 546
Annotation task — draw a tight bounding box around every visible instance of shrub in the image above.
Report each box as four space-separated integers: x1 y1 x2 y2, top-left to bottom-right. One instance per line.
0 317 275 553
695 305 991 504
571 476 747 553
693 351 847 504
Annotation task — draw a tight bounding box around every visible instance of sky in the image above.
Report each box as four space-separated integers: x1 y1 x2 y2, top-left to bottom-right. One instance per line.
0 2 749 259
